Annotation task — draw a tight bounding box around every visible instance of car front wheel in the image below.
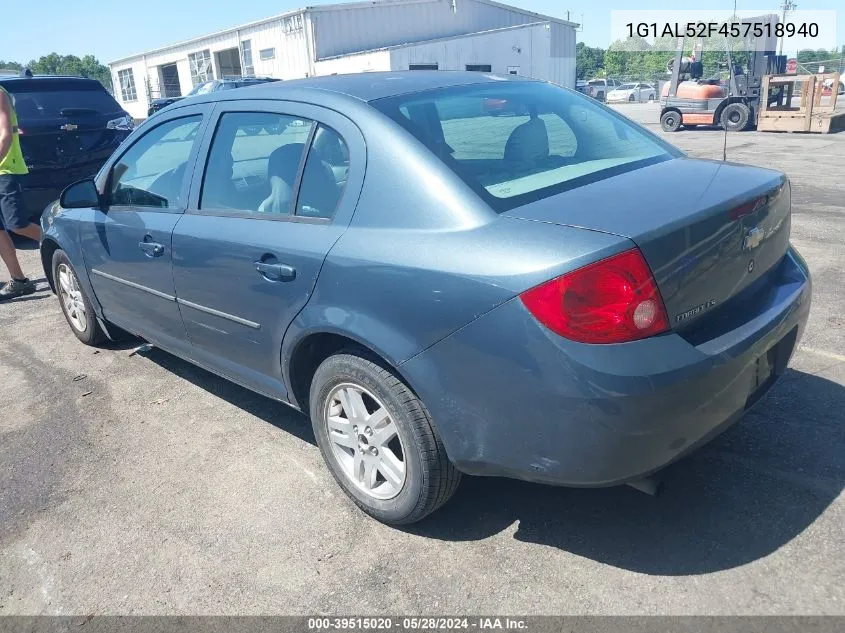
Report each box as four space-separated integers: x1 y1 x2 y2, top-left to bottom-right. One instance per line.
53 250 105 346
310 352 461 524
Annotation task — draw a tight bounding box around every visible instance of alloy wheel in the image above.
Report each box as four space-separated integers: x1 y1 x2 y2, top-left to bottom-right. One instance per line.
324 383 407 500
57 263 88 333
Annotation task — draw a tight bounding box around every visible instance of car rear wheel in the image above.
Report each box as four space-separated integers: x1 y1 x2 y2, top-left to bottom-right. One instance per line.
310 352 460 524
53 250 105 346
660 110 682 132
648 93 655 101
628 94 635 102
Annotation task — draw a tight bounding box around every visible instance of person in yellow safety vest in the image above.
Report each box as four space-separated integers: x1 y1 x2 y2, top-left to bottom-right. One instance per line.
0 83 41 300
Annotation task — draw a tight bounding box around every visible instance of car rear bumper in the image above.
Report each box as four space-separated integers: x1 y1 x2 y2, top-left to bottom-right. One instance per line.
400 247 812 487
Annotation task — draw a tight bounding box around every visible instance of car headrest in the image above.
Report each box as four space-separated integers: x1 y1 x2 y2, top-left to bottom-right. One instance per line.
504 116 549 165
268 143 307 184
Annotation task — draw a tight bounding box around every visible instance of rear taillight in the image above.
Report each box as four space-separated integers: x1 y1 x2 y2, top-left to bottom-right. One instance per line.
519 248 669 344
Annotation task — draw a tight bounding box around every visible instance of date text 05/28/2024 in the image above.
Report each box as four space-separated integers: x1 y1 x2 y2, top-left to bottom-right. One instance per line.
626 21 819 39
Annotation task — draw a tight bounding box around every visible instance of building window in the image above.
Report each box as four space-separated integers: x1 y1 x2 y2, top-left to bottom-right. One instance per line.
466 64 492 72
240 40 254 76
409 63 438 70
282 14 304 34
117 69 137 102
188 50 213 86
259 48 276 61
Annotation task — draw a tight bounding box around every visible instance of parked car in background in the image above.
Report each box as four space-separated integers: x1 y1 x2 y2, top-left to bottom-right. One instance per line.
0 74 134 217
147 76 280 116
607 82 657 103
42 72 810 525
575 80 589 95
586 78 621 101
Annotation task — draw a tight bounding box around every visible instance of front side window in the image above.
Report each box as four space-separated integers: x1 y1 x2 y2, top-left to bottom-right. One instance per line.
110 116 202 209
259 48 276 61
200 112 313 215
373 81 678 212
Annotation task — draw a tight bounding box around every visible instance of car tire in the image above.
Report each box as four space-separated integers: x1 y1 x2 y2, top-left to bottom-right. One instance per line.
310 352 461 525
628 94 635 102
52 249 106 346
721 102 750 132
596 91 605 101
648 94 655 101
660 110 682 132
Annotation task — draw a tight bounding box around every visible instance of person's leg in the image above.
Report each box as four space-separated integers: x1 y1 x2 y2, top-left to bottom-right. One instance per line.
0 174 40 241
0 228 26 280
10 221 41 242
0 175 36 300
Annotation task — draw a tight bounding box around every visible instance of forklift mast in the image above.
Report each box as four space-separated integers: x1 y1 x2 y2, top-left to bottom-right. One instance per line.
666 13 785 102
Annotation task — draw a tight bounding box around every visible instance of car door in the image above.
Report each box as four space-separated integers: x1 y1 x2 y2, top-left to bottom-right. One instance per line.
171 100 364 399
80 106 212 349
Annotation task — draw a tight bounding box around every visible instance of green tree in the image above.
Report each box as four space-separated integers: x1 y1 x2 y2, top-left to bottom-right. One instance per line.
19 53 113 91
0 60 23 71
575 42 605 80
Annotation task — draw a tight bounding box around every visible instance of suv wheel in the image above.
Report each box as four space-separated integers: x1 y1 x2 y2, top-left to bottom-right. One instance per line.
53 250 105 346
310 353 461 524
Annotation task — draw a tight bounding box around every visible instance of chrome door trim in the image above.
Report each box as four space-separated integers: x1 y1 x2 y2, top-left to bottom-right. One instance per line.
176 298 261 330
91 269 176 301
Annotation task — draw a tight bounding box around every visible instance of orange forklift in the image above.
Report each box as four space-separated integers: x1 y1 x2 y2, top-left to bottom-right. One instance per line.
659 14 787 132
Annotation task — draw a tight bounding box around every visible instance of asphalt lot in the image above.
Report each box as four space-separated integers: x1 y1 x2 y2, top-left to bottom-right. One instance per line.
1 101 844 615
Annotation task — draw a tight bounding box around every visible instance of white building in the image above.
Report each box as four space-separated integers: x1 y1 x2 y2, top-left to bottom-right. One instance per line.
108 0 577 119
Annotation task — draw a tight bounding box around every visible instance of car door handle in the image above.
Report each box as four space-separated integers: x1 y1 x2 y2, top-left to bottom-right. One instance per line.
254 261 296 281
138 240 165 257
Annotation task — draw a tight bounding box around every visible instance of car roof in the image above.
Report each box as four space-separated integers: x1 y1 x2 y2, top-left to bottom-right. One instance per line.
197 71 535 104
0 75 100 84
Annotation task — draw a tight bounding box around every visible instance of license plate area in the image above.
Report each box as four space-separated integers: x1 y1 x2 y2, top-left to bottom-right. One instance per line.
745 326 798 409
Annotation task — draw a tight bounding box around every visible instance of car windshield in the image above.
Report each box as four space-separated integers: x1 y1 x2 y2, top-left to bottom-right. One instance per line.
618 84 638 90
372 81 678 212
3 79 122 117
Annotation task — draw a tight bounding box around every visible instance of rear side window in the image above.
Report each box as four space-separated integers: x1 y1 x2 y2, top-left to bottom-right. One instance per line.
372 81 677 211
3 79 122 118
296 125 349 219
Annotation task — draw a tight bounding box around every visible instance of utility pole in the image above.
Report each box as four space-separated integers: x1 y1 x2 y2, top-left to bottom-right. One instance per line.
778 0 798 56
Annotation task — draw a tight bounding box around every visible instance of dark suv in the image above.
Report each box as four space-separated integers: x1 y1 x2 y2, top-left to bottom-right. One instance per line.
147 77 280 116
0 75 134 217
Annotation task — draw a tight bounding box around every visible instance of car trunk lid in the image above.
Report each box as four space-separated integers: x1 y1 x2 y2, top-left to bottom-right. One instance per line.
5 78 126 174
504 157 791 332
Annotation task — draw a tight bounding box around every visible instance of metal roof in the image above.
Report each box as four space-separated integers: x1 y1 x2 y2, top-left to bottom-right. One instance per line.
108 0 577 66
317 21 549 61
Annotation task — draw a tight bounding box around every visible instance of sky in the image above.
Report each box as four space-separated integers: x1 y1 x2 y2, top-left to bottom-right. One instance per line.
4 0 843 64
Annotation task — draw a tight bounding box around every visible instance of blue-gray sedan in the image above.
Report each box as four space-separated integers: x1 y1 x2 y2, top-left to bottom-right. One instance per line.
40 72 811 524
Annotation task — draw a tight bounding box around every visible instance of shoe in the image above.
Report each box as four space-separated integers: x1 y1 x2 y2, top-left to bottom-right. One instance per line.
0 278 36 301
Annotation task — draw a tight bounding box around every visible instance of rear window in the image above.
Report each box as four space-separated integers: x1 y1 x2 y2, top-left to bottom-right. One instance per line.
2 79 122 119
372 81 678 212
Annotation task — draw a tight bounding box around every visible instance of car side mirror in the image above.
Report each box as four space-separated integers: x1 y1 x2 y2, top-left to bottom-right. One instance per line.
60 178 100 209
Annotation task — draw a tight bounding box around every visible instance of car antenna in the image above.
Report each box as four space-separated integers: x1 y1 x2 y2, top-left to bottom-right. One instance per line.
723 0 738 162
